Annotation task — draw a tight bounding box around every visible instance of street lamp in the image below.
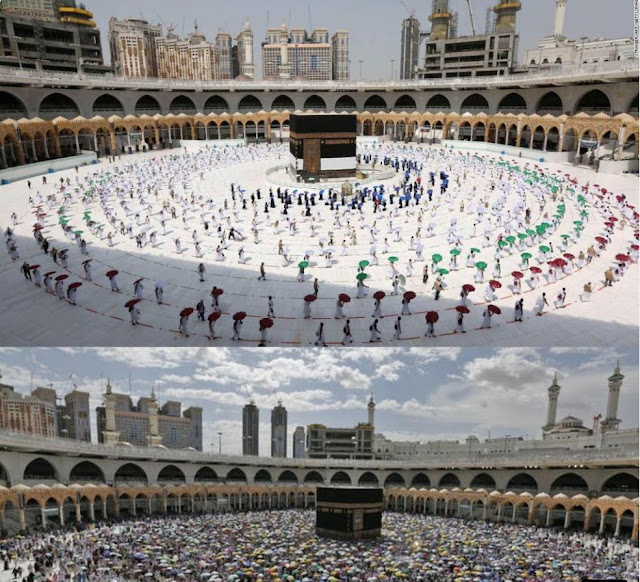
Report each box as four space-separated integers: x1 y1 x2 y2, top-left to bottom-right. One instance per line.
217 431 223 455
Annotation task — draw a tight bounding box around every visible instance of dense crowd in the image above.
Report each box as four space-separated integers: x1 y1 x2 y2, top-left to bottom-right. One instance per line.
1 511 637 582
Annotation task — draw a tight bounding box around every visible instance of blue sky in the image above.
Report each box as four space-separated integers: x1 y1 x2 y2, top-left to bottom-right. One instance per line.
0 347 637 455
94 0 635 79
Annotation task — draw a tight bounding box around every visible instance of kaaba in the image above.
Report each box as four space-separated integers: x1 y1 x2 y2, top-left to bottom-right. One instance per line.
289 114 357 181
315 487 383 539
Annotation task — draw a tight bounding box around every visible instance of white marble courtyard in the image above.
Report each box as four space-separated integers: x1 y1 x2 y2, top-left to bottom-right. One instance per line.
1 142 637 347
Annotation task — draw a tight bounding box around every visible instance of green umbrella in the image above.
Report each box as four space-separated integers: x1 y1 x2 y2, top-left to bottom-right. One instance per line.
539 245 551 253
517 233 528 240
470 248 481 254
573 220 583 227
450 248 461 256
298 261 309 269
438 268 449 275
356 273 369 281
551 186 558 193
575 225 584 231
536 226 546 235
431 254 442 263
521 252 532 260
505 235 516 244
59 219 68 225
580 211 589 217
553 214 562 220
560 234 570 239
74 230 83 235
497 240 508 248
540 222 551 229
475 261 487 270
577 195 585 202
526 229 536 236
358 260 370 268
388 256 399 263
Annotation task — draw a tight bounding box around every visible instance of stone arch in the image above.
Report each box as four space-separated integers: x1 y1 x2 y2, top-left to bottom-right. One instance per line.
194 466 218 483
619 509 635 536
203 95 229 114
550 473 588 494
473 121 485 141
277 470 298 484
303 470 324 484
519 125 532 148
506 473 538 493
470 473 496 489
546 126 560 151
169 95 196 114
39 93 80 120
69 461 105 484
384 472 406 488
363 95 387 112
438 473 461 488
600 472 639 497
574 89 612 115
134 94 161 115
303 95 327 112
626 93 639 115
271 95 295 111
363 119 373 136
330 471 352 485
92 94 125 116
426 94 450 111
0 461 9 486
77 127 94 150
335 95 357 111
458 121 472 140
532 125 545 150
536 91 563 115
238 95 263 113
461 93 489 112
0 91 27 119
374 119 384 135
358 471 379 486
411 473 431 488
23 458 58 481
548 503 567 527
563 128 578 152
227 468 247 482
394 94 416 111
254 469 272 483
114 463 147 485
498 92 527 113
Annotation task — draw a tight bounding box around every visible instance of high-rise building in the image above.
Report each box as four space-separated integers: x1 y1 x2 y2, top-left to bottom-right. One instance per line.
0 0 108 73
155 22 219 81
262 23 344 81
293 426 306 458
242 400 259 455
108 17 162 78
215 31 233 79
64 388 91 441
0 377 57 438
400 16 422 80
234 19 255 79
271 400 287 458
331 30 349 80
96 381 202 450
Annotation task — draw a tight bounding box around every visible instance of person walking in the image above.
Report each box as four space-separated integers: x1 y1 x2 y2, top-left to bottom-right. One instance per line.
258 262 266 281
314 322 327 347
342 320 353 345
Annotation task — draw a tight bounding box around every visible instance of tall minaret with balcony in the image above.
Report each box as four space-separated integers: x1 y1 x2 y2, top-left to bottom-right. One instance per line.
147 387 162 447
542 372 561 433
102 379 120 446
601 361 624 432
367 394 375 427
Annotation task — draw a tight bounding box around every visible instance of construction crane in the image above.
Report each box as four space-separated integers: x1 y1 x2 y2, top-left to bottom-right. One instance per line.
466 0 477 36
400 0 416 18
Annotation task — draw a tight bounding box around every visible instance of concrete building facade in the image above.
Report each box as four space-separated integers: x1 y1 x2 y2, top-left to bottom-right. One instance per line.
242 401 259 456
293 426 306 458
270 401 287 458
108 18 162 78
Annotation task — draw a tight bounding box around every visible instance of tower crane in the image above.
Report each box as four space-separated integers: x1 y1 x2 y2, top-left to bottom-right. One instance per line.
466 0 477 36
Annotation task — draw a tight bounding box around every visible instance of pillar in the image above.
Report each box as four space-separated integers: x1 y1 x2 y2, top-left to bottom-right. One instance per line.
58 505 64 526
204 125 209 140
203 495 208 513
154 125 160 146
40 506 46 527
18 507 25 531
31 140 38 162
599 512 606 534
217 125 221 140
546 508 552 526
497 503 502 522
444 499 449 515
470 126 475 142
179 127 183 141
75 133 80 153
543 133 549 151
109 130 117 153
102 500 107 519
75 502 81 523
614 515 622 537
495 129 499 144
230 122 235 139
43 136 49 159
0 146 7 168
564 508 571 529
15 140 25 165
131 498 136 516
163 493 168 514
482 503 488 520
89 502 95 522
93 133 98 152
527 504 535 525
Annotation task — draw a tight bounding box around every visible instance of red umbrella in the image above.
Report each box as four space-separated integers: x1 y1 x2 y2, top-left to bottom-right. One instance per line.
33 224 44 231
609 216 618 222
260 317 274 328
549 258 566 267
462 284 475 293
373 290 386 301
615 254 630 262
631 244 639 250
28 264 41 270
134 278 144 285
601 188 607 194
530 266 542 274
180 307 194 317
44 271 56 278
488 304 501 315
511 271 523 279
233 311 247 321
489 280 502 289
338 293 351 303
211 288 224 297
425 311 439 323
125 299 141 308
455 305 470 314
55 274 68 281
563 253 575 260
68 282 82 290
304 294 317 302
208 311 222 322
106 269 118 278
604 222 614 228
403 291 416 301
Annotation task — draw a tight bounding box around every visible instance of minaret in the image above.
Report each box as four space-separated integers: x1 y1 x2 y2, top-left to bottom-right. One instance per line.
102 379 120 446
239 19 255 79
553 0 567 37
428 0 452 41
601 361 624 432
493 0 521 34
147 387 162 447
367 394 375 427
543 372 561 432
